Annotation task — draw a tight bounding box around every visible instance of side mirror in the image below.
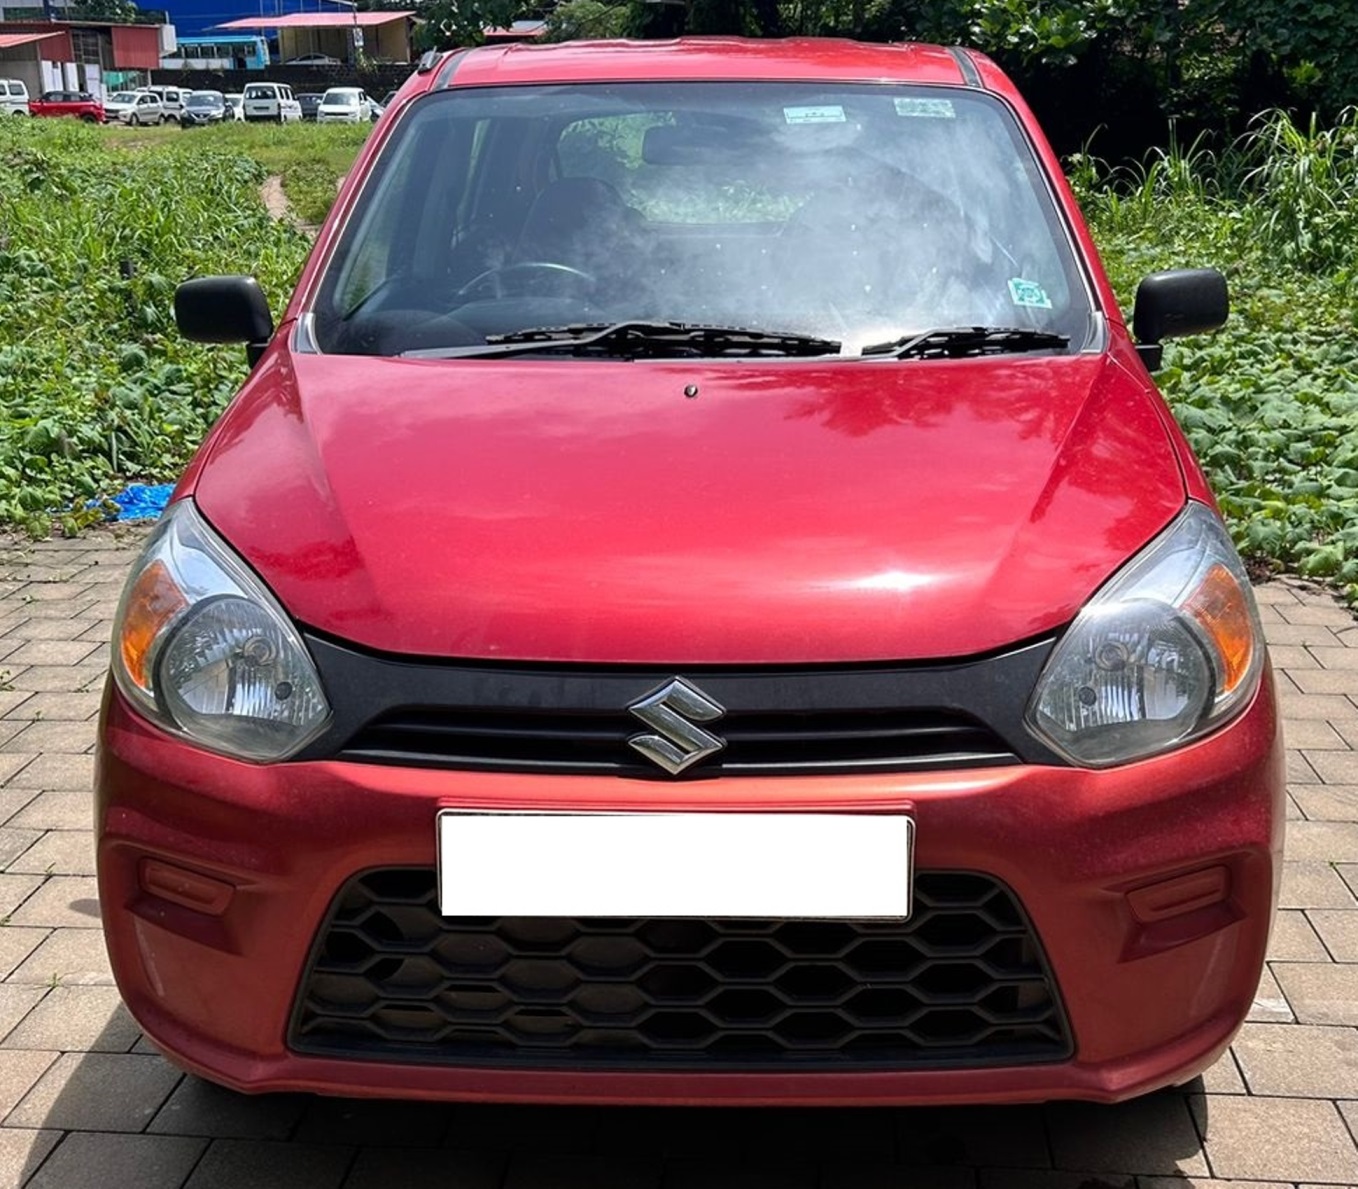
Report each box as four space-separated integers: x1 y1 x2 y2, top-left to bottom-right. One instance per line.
1131 268 1228 370
174 276 274 366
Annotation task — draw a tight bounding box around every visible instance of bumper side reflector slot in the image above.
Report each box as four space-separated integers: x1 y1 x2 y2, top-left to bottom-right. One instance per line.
139 859 234 916
1127 866 1230 924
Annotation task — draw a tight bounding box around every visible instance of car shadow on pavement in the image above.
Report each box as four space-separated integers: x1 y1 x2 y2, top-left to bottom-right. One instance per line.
10 1006 1214 1189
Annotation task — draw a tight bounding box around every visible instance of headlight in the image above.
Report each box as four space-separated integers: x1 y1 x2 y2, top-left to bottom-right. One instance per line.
111 500 330 761
1026 501 1264 767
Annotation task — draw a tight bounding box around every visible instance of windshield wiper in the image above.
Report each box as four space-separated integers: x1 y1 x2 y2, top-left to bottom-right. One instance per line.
402 321 842 360
860 326 1070 360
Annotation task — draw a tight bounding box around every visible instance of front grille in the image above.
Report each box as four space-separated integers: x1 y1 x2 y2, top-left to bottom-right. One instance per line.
341 707 1014 773
290 869 1071 1070
299 635 1066 774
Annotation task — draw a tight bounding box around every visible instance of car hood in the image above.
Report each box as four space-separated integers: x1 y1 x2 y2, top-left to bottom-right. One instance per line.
190 347 1186 664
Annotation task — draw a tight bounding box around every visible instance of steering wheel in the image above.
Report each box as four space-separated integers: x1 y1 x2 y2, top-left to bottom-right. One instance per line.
454 261 596 302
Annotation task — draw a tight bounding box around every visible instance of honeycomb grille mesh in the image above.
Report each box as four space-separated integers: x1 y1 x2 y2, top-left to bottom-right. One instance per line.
290 869 1071 1070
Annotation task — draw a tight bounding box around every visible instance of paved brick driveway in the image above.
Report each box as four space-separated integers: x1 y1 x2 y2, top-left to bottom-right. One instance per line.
0 527 1352 1188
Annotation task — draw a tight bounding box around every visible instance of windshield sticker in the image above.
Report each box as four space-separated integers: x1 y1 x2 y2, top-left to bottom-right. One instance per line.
784 105 846 125
1008 278 1053 309
894 97 956 119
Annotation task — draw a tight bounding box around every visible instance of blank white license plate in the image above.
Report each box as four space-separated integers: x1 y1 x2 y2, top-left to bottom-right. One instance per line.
436 811 914 919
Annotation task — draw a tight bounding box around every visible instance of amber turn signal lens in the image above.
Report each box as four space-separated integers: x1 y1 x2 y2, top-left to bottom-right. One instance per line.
1184 562 1255 694
118 559 187 692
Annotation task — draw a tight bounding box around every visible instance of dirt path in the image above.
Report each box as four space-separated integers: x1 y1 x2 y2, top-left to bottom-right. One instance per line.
260 174 291 220
260 174 319 236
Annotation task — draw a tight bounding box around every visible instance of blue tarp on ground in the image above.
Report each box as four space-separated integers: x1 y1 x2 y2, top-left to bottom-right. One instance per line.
107 484 175 521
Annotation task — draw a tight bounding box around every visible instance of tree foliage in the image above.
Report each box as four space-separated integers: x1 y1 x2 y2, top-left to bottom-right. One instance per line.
428 0 1358 155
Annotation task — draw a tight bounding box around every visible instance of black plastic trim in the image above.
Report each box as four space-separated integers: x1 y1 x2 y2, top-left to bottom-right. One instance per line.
295 635 1067 773
946 47 982 88
288 867 1074 1072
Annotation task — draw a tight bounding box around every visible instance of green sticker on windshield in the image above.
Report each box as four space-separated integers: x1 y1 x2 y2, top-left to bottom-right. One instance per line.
894 97 955 119
1008 278 1053 309
784 105 846 125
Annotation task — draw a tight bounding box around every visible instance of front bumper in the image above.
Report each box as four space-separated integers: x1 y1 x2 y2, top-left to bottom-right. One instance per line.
95 672 1283 1105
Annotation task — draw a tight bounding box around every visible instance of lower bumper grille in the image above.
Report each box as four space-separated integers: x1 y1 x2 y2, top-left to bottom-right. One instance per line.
290 869 1071 1070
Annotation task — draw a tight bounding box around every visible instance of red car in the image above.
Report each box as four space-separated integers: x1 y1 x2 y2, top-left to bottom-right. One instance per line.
28 89 104 122
97 38 1284 1106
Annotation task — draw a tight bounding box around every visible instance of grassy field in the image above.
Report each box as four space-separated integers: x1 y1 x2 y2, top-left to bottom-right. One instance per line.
96 120 371 224
4 111 1358 602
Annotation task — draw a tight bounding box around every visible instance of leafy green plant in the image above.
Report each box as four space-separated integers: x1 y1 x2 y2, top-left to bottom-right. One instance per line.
0 119 318 535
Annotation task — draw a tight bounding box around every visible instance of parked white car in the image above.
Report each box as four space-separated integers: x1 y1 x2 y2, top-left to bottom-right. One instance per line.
316 86 373 124
242 81 301 123
104 90 165 126
224 93 246 122
0 79 30 115
145 85 191 123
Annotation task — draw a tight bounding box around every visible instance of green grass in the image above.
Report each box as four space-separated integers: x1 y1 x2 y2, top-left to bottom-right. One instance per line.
0 118 327 534
98 120 370 224
1076 111 1358 596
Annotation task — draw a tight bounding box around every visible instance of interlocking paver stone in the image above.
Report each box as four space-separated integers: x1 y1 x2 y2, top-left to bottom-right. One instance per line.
1270 961 1358 1025
1291 783 1358 821
1266 909 1330 961
8 928 112 986
1281 818 1358 860
0 722 93 757
1280 716 1346 747
1232 1021 1358 1097
6 1051 181 1132
0 642 99 670
1044 1094 1207 1177
0 692 100 722
295 1097 451 1148
0 1128 59 1189
0 1051 57 1118
1279 859 1356 908
2 985 138 1052
3 753 94 791
5 793 94 833
148 1077 308 1140
23 1132 205 1189
1309 906 1358 960
184 1139 353 1189
1188 1094 1358 1182
5 876 100 929
0 930 48 981
5 830 95 878
0 832 43 871
1245 966 1293 1023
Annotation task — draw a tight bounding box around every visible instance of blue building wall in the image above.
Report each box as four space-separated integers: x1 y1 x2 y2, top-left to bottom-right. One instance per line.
166 0 352 44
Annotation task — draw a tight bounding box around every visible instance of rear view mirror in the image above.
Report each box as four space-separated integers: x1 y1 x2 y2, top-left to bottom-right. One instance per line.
1132 268 1228 369
175 276 274 365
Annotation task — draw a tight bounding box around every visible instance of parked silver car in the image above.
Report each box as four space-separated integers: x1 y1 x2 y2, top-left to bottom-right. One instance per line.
104 90 164 126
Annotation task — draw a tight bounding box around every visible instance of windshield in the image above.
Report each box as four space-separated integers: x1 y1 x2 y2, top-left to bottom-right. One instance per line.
313 82 1093 358
323 90 358 105
110 92 136 103
189 92 223 108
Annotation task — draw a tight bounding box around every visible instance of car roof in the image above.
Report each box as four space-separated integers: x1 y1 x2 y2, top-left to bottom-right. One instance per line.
425 37 992 92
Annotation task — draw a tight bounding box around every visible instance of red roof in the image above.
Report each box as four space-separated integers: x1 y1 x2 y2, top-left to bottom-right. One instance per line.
446 38 974 88
216 12 412 29
0 31 64 48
